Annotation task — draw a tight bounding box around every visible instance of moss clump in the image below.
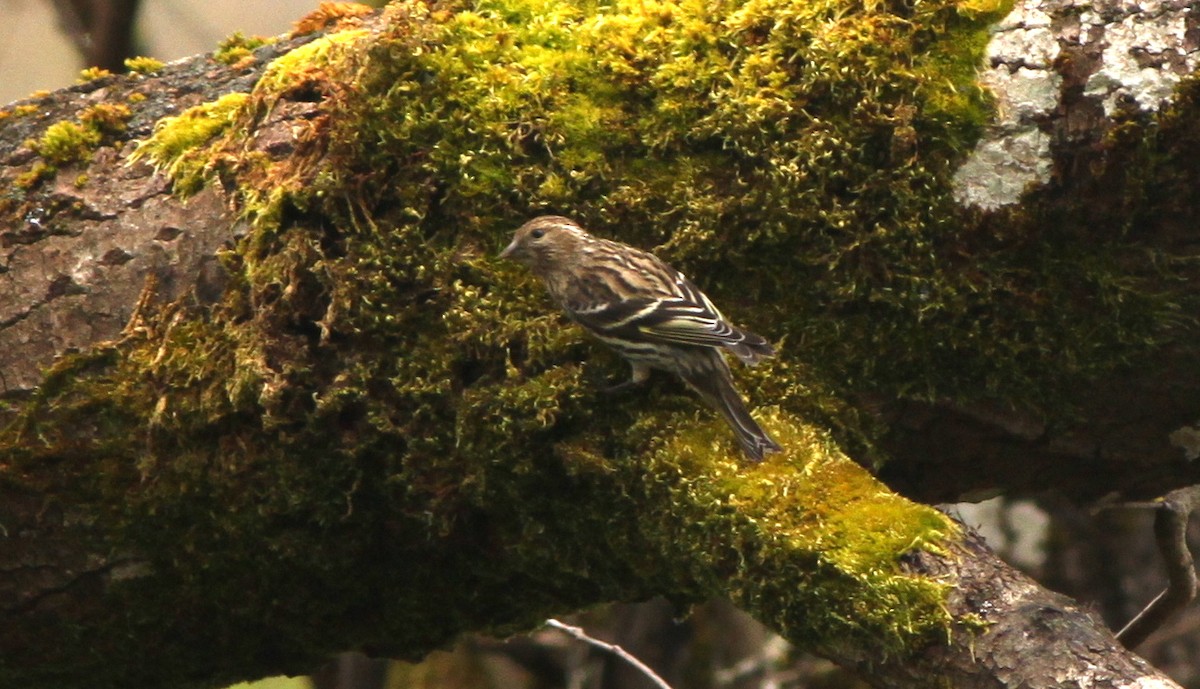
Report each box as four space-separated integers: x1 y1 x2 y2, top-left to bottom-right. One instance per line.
137 29 370 222
291 1 376 36
78 66 114 82
124 56 165 74
22 103 132 175
255 28 369 101
0 103 37 125
81 102 133 136
27 120 101 167
915 0 1011 138
14 161 54 189
651 416 956 651
213 31 274 66
22 102 133 171
131 91 252 195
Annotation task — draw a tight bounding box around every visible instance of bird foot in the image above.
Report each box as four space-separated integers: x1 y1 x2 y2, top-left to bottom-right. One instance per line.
601 379 642 395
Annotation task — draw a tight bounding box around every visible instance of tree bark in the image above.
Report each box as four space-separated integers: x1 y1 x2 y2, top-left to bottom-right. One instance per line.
1 1 1197 687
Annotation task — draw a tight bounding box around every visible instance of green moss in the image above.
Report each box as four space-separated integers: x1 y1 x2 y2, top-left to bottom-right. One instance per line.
915 0 1012 139
22 102 133 172
254 29 369 100
131 91 252 195
125 56 166 74
213 31 274 65
14 161 54 189
81 102 133 135
27 120 101 166
78 66 114 82
642 414 955 650
4 0 1197 682
112 4 1170 657
135 30 370 224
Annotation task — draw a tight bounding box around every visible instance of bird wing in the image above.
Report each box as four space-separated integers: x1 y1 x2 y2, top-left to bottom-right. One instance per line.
568 278 745 350
564 251 774 363
633 299 747 348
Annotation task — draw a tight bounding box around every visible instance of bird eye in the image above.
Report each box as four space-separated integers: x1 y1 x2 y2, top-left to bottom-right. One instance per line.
530 229 545 239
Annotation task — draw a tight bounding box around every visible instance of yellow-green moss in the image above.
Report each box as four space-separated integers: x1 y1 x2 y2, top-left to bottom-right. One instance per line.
134 30 371 225
23 102 133 170
915 0 1013 137
641 414 958 650
0 103 37 125
81 102 133 135
125 55 166 74
255 29 369 99
27 120 101 166
213 31 274 66
78 66 114 82
131 91 252 195
5 0 1197 682
14 161 53 189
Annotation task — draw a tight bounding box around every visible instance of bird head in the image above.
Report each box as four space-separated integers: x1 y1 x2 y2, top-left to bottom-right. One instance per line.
498 215 589 271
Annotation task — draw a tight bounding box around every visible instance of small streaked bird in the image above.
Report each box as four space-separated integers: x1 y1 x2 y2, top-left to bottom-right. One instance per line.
498 215 782 462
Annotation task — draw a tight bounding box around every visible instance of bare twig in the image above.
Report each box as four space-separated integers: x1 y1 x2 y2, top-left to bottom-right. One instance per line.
545 618 674 689
713 635 790 686
1116 485 1200 649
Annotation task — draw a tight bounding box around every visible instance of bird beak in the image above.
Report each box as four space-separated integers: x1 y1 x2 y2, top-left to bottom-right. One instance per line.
498 240 518 260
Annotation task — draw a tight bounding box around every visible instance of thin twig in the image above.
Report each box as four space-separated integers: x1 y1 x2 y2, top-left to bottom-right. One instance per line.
545 618 675 689
1116 485 1200 649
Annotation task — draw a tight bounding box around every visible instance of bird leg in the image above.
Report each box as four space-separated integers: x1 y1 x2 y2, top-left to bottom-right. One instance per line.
601 362 651 394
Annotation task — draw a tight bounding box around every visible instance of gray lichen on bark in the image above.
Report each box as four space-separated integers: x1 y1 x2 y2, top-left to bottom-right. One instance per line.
955 0 1200 209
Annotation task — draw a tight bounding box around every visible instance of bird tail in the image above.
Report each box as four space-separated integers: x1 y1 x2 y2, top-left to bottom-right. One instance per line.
682 353 782 463
724 327 776 367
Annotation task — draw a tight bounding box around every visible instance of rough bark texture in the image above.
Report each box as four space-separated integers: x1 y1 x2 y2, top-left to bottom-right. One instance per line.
890 530 1172 689
1 1 1198 688
1 32 315 396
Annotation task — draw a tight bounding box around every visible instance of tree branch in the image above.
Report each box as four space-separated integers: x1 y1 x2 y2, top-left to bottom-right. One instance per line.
0 2 1197 687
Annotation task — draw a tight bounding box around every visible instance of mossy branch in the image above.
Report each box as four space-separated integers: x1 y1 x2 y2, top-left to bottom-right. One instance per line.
1 0 1197 686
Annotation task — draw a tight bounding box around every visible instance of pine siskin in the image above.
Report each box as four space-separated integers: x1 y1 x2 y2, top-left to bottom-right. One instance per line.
499 215 782 462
